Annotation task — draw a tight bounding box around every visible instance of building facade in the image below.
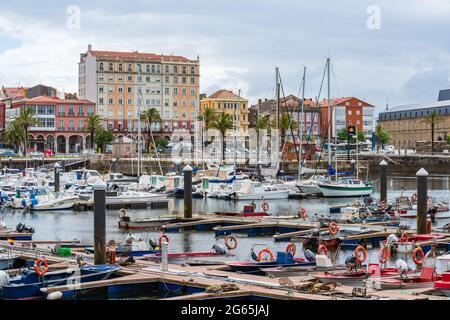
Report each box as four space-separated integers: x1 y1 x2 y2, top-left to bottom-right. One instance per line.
319 97 374 139
200 89 250 133
78 45 200 141
7 96 96 153
378 90 450 149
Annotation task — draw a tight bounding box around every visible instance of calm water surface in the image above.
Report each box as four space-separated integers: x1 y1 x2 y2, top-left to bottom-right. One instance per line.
1 176 449 266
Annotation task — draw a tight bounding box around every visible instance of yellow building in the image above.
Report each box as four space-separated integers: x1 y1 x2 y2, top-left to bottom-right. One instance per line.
200 89 249 133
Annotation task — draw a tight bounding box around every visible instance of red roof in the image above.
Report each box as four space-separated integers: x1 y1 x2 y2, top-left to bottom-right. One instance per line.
1 87 26 99
12 96 94 106
319 97 374 107
89 50 191 63
208 89 245 100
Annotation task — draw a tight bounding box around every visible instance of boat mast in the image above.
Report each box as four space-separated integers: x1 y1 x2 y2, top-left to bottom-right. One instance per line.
137 64 142 178
298 66 306 181
275 67 280 131
327 57 331 166
234 89 240 178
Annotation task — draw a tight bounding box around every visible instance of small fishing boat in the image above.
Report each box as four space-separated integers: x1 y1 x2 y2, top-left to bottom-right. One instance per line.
368 265 439 291
318 178 373 198
297 175 329 195
228 180 290 200
116 209 181 230
0 264 120 300
214 204 270 217
313 270 369 286
434 272 450 297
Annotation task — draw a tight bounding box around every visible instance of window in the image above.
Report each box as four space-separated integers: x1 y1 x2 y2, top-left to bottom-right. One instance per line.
182 66 186 74
164 65 169 73
146 65 150 73
164 88 170 94
164 76 169 83
118 98 123 105
108 98 114 105
99 86 104 93
174 77 178 83
173 66 178 73
190 66 195 74
127 75 132 81
348 110 352 115
98 74 104 81
156 65 160 73
108 86 113 93
59 120 64 129
356 110 360 115
190 89 195 96
78 106 84 115
127 87 132 93
182 112 186 118
88 106 94 115
118 86 123 93
128 64 132 72
173 88 178 95
348 120 352 125
127 99 132 105
119 64 123 71
99 98 104 105
190 77 195 84
78 120 84 129
190 100 196 107
182 77 186 83
99 63 104 70
109 63 113 71
182 88 187 95
182 100 186 107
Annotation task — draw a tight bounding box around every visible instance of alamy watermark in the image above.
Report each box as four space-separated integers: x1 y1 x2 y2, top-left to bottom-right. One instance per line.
66 5 81 30
366 5 381 30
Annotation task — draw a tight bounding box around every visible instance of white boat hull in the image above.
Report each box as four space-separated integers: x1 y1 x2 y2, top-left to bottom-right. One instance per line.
318 185 373 197
231 190 290 200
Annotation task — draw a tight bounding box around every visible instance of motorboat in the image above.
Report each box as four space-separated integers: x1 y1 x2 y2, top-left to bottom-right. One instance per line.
0 249 18 270
117 209 181 229
214 204 270 217
318 178 373 197
227 180 290 200
297 175 329 195
434 254 450 296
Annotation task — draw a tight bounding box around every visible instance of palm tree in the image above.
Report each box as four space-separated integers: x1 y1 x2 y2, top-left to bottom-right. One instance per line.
273 113 298 148
16 107 37 156
421 111 442 153
140 108 161 151
85 114 102 149
3 120 24 153
209 112 233 162
200 107 216 145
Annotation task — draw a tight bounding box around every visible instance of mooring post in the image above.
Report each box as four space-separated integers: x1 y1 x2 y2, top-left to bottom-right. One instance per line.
93 179 107 265
183 164 193 219
111 157 117 173
379 160 388 202
8 157 12 169
257 160 262 179
54 162 61 193
350 159 356 174
416 168 429 234
161 240 168 271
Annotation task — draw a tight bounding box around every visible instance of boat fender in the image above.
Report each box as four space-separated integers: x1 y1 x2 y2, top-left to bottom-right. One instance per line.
159 233 170 247
317 244 328 256
16 223 25 233
33 258 49 276
257 248 274 262
412 247 424 265
298 208 308 219
117 208 127 219
354 245 367 264
212 243 227 255
400 232 408 242
261 202 269 212
411 193 418 203
47 291 63 300
224 235 238 250
328 222 339 236
379 246 389 264
0 271 10 289
250 250 258 261
304 249 315 262
285 243 296 257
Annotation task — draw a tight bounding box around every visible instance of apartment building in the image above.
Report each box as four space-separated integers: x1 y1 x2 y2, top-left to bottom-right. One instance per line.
78 45 200 140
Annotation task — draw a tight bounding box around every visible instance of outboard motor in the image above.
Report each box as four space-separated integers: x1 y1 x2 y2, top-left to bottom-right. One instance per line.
16 223 25 233
212 243 227 255
149 238 159 249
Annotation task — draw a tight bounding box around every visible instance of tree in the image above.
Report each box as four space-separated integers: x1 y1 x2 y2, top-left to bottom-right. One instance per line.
94 127 114 153
3 120 24 153
200 107 217 146
375 125 391 152
421 111 442 153
16 107 37 156
85 114 102 149
208 112 233 161
140 108 161 152
273 113 298 147
356 130 366 142
155 137 168 150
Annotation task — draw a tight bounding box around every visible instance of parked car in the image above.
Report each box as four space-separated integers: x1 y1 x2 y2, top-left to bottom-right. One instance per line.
443 149 449 155
0 150 18 157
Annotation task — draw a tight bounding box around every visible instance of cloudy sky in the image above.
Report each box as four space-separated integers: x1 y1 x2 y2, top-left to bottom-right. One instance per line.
0 0 449 115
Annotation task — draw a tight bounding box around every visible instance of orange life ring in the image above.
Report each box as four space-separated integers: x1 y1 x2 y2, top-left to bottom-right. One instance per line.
411 193 418 203
257 248 274 262
33 258 49 276
328 222 339 236
298 207 308 218
7 238 14 245
285 243 296 256
224 235 238 250
412 247 424 265
379 246 389 264
159 233 170 247
317 244 328 256
261 202 269 212
354 245 367 264
400 232 409 242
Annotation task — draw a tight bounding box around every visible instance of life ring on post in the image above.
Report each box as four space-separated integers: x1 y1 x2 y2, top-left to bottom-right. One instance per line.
261 202 269 212
354 245 367 264
328 222 339 236
400 232 409 242
379 246 389 264
224 235 238 250
159 233 170 247
298 207 308 219
34 258 49 276
411 193 418 203
412 247 425 265
317 244 328 256
285 243 296 257
257 248 274 262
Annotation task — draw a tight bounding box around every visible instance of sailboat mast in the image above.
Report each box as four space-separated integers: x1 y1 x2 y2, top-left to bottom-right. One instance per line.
327 57 331 166
234 89 240 177
275 67 280 131
137 64 142 177
298 66 306 180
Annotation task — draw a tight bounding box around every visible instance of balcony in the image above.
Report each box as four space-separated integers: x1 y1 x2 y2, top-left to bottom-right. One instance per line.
58 112 65 116
67 127 75 131
78 113 85 117
68 112 75 117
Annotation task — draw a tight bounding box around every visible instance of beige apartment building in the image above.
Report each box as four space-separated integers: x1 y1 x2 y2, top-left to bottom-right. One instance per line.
78 45 200 139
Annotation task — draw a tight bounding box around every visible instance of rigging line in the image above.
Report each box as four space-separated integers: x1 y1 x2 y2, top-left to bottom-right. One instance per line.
330 61 341 99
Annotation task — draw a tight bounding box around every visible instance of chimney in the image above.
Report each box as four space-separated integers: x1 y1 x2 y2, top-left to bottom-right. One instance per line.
258 99 262 105
88 44 92 52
